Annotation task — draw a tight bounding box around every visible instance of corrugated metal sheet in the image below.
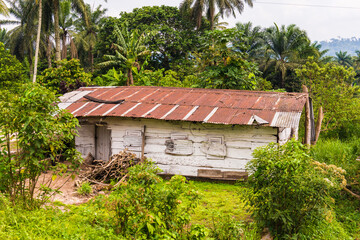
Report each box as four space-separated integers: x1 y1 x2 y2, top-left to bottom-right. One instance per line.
59 86 307 129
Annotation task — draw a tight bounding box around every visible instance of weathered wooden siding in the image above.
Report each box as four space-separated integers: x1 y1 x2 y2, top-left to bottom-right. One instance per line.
95 126 112 161
111 118 276 177
75 124 95 158
75 117 278 178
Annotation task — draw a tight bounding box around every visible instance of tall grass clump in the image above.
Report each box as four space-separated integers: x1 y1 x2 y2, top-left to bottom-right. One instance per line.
311 138 360 175
311 137 360 238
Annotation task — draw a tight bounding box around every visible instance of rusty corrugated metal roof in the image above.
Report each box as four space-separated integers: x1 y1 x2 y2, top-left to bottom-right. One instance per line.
59 86 307 129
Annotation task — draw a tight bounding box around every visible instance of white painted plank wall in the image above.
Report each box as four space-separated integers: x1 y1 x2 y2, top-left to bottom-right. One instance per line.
104 118 277 176
75 125 95 157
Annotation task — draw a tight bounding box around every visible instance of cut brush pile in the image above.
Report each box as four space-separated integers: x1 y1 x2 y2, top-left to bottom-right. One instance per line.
78 150 143 189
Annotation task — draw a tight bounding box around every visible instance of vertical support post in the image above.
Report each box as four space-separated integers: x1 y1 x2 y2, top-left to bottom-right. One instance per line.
141 125 146 159
302 85 311 147
312 106 323 145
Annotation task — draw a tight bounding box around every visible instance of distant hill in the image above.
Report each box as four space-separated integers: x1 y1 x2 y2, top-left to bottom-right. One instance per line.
319 37 360 57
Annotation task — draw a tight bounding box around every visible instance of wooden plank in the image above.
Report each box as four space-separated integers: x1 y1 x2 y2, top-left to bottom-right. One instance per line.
75 125 95 157
198 169 223 178
146 152 248 169
165 139 194 156
95 126 111 161
223 171 248 180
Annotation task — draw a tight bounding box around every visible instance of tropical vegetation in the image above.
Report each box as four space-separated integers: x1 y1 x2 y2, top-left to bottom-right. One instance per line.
0 0 359 239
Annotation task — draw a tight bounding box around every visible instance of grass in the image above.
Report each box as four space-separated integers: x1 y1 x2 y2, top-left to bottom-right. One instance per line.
190 181 252 227
0 198 122 240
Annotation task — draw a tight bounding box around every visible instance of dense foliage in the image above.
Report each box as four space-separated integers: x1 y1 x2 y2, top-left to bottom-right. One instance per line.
296 59 360 132
247 140 348 239
0 42 27 91
111 161 199 239
0 84 80 207
38 59 91 94
0 1 360 238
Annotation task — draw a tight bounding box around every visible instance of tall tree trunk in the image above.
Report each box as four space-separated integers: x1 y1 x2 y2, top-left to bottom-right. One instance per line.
70 38 78 59
53 0 61 63
46 34 52 68
127 68 133 86
89 46 94 72
209 3 215 30
303 85 311 147
33 0 42 83
61 32 67 59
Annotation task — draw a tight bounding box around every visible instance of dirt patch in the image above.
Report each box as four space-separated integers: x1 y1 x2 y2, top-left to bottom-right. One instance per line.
35 171 92 205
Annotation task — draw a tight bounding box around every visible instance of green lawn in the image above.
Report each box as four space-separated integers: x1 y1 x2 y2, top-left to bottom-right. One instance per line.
191 181 252 226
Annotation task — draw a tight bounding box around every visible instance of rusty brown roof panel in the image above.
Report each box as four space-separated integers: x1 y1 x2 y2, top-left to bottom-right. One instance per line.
165 105 194 120
228 110 252 125
159 90 191 105
67 102 87 114
192 93 223 107
208 108 239 124
59 86 307 128
143 104 175 119
123 103 158 118
232 95 260 109
175 92 205 105
187 106 215 122
252 96 279 110
73 102 99 117
105 102 138 116
125 88 156 102
87 103 117 116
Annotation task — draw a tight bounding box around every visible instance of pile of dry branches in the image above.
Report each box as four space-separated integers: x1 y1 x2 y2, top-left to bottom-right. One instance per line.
79 150 143 188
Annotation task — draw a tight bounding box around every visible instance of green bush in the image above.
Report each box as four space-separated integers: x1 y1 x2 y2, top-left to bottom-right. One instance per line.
208 213 245 240
111 161 200 239
38 59 92 94
77 182 92 196
0 84 81 207
247 139 348 239
0 42 27 92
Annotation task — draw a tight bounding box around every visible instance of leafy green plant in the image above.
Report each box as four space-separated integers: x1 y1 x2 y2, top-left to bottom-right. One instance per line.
0 42 27 92
0 84 81 208
296 59 360 132
38 59 92 94
111 161 199 239
93 67 127 86
247 139 348 239
208 213 244 240
77 182 92 196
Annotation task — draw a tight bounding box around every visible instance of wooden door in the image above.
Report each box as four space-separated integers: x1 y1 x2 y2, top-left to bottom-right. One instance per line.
96 126 111 161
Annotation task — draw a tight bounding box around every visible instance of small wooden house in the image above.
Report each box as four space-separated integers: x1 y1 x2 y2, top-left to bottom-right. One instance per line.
59 86 307 180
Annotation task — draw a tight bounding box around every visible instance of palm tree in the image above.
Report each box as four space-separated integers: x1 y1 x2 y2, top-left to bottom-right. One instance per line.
74 4 107 72
1 0 38 63
0 28 9 46
33 0 42 83
0 0 9 16
180 0 253 30
335 51 352 67
48 0 88 62
262 24 310 88
98 24 150 86
59 0 76 59
235 22 264 58
213 13 228 30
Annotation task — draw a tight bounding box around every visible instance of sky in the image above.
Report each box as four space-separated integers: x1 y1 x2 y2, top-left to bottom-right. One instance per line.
84 0 360 42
